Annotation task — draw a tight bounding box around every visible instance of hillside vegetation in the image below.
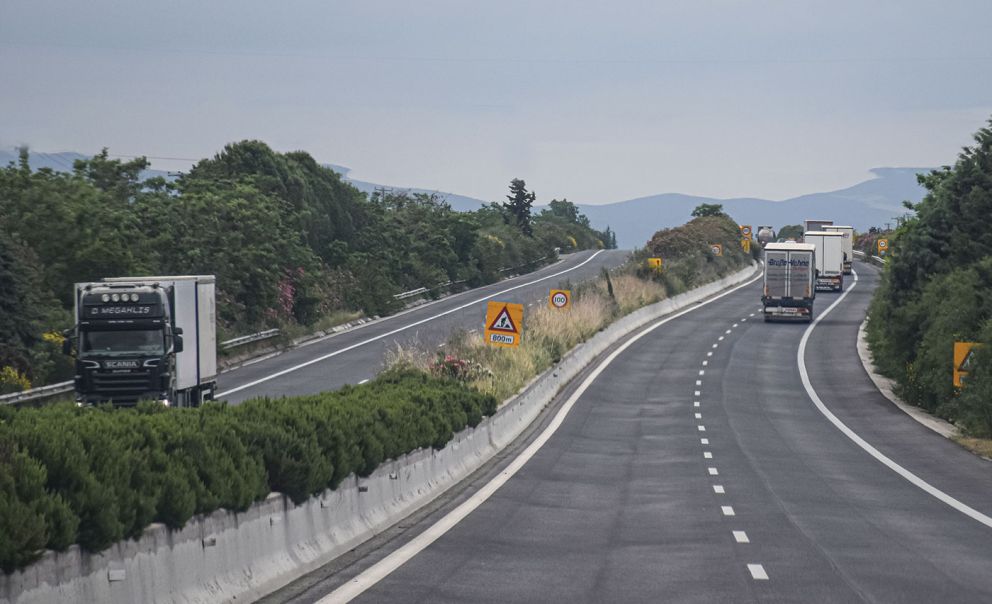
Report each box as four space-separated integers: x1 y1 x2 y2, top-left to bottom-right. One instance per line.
0 142 614 391
866 118 992 436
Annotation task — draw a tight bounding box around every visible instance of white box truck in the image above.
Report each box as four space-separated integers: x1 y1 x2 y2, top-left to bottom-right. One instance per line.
803 231 845 292
824 225 854 274
67 275 217 407
804 219 833 235
762 242 816 322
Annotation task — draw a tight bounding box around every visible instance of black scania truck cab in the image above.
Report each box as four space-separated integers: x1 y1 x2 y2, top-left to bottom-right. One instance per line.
66 276 216 407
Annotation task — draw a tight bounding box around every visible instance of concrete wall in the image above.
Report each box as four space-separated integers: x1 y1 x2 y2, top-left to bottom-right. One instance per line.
1 264 757 604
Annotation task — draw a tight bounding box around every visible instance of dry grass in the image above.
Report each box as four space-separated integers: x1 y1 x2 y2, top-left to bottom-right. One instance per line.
383 268 675 403
594 273 667 315
953 436 992 460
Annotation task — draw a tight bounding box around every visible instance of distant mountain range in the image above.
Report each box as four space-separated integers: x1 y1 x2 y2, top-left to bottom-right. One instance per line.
3 149 928 249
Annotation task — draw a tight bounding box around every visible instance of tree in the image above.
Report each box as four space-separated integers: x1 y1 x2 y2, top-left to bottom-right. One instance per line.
503 179 535 236
691 203 725 218
778 225 804 241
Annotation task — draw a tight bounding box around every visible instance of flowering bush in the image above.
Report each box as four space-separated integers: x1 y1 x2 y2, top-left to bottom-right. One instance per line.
0 366 31 394
429 353 491 382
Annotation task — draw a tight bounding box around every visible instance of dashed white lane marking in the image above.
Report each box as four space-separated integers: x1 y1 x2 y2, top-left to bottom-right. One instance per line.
437 343 445 348
701 438 709 445
732 323 739 328
704 451 713 459
217 250 608 398
718 336 725 341
358 379 369 385
317 270 767 603
695 380 702 386
741 318 747 322
748 564 769 580
799 268 992 531
734 531 750 543
469 329 478 334
712 343 718 349
694 390 701 396
708 467 719 475
707 351 713 357
702 360 708 366
694 401 700 407
695 413 703 419
725 329 732 334
698 425 706 432
698 370 705 376
721 505 735 516
713 485 725 494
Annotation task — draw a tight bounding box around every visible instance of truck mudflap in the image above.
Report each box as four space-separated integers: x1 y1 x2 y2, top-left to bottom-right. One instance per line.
843 261 853 275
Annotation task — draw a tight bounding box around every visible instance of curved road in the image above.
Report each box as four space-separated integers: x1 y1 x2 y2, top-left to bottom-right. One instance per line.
268 260 992 603
217 249 630 404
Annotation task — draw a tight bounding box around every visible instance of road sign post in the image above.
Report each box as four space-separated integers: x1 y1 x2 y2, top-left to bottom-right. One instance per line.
549 289 571 310
954 341 981 388
741 238 751 253
485 301 523 348
877 238 889 257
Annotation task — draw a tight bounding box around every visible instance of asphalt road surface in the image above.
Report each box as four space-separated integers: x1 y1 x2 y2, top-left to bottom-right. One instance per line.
267 260 992 603
216 249 630 404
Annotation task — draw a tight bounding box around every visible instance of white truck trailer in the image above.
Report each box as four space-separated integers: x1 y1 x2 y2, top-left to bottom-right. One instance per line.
824 225 855 274
762 242 816 322
804 219 833 235
803 231 845 292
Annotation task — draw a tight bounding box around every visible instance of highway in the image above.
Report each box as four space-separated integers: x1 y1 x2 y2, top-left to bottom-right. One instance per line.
216 249 630 404
265 260 992 603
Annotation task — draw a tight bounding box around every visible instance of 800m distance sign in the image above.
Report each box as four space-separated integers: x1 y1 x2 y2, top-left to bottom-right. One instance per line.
484 301 523 348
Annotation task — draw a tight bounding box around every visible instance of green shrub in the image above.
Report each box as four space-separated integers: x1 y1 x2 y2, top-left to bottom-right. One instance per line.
0 371 496 572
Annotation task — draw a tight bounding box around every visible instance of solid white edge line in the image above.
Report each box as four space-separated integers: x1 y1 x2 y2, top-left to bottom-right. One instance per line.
798 268 992 530
217 250 608 398
318 270 763 603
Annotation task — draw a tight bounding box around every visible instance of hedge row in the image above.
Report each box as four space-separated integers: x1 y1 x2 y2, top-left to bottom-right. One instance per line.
0 370 497 572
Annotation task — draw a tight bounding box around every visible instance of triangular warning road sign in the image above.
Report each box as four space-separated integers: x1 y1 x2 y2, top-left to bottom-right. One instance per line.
488 306 518 333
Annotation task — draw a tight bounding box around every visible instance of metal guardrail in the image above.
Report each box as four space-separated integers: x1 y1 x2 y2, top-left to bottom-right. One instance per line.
2 329 283 406
853 250 886 268
0 380 74 405
220 328 281 350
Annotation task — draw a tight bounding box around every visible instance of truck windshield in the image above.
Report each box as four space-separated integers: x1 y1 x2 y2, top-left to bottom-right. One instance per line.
82 330 165 355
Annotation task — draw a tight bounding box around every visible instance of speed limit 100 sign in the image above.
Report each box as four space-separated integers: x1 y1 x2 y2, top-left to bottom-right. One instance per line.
549 289 571 310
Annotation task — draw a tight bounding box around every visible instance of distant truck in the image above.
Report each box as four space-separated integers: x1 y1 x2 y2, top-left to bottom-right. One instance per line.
803 231 845 292
65 276 217 407
824 225 854 274
804 219 833 235
762 242 816 322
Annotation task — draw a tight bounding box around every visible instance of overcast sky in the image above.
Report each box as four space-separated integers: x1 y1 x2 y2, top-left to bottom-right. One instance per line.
2 1 991 203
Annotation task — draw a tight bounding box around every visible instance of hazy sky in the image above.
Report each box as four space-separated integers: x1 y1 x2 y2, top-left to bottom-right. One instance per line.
2 1 991 203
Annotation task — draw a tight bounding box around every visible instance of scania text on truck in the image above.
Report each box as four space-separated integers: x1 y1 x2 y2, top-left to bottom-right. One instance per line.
824 225 854 274
64 275 217 407
803 231 845 292
762 242 816 322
